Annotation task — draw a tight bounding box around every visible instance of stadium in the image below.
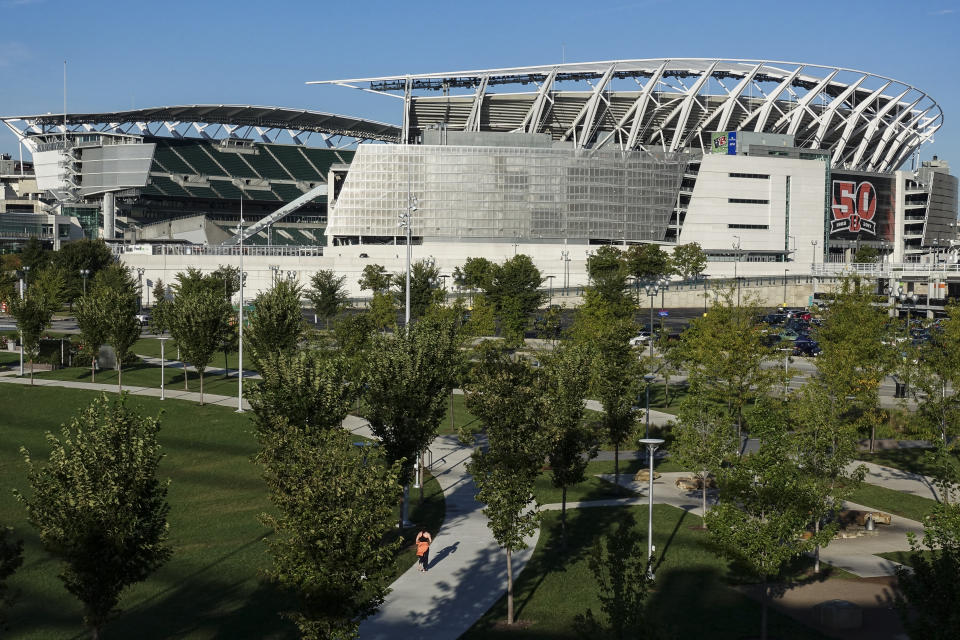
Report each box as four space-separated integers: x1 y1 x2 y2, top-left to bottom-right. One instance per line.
1 58 957 298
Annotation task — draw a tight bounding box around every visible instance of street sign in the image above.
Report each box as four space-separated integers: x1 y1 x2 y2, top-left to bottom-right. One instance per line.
658 310 668 317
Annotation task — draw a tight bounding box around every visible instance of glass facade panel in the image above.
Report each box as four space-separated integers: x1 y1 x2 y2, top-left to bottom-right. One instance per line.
328 145 688 243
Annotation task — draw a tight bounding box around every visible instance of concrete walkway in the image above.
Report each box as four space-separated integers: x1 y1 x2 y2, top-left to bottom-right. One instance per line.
850 459 943 502
342 418 537 640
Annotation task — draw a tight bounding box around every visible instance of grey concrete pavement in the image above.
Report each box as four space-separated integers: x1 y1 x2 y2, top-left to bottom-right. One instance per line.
343 419 537 640
850 459 943 501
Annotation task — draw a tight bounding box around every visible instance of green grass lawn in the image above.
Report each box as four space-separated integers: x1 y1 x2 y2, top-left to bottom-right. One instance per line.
440 393 481 436
462 505 831 639
133 337 248 373
876 549 936 567
0 384 443 639
532 472 629 505
34 361 243 399
859 448 960 477
0 350 20 366
847 483 939 522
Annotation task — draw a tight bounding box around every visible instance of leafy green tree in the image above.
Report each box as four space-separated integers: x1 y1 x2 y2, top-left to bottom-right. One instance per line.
150 279 170 335
364 316 460 527
672 288 775 446
485 254 545 348
573 512 656 640
625 244 671 282
259 427 402 640
392 259 444 321
369 290 397 332
50 239 114 304
75 293 106 382
816 276 895 451
540 344 593 546
706 434 831 640
586 246 628 304
454 256 496 294
16 394 171 639
168 286 233 403
670 242 707 280
573 289 645 488
8 267 64 384
791 382 867 572
466 347 546 626
358 264 391 293
19 237 49 273
245 279 306 369
465 293 496 338
0 526 23 630
895 500 960 639
671 400 734 525
86 265 141 391
308 269 350 328
209 264 241 301
853 246 880 263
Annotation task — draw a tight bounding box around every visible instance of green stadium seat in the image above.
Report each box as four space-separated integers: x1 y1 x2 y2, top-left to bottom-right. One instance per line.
271 183 307 202
152 141 194 174
267 145 323 181
176 143 228 177
302 148 354 180
245 149 292 180
209 181 250 200
210 149 259 179
184 186 218 199
149 176 191 198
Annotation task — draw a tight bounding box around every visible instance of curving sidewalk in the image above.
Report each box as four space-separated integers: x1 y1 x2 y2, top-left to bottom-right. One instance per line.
343 416 537 640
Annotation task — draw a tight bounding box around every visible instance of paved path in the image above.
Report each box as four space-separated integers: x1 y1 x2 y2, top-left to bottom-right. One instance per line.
850 459 942 501
343 418 537 640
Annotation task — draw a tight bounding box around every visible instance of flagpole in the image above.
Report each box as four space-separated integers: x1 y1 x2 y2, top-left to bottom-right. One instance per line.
236 198 245 413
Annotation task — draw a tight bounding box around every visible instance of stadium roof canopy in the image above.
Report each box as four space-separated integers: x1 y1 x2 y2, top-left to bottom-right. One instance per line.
2 104 401 147
312 58 942 172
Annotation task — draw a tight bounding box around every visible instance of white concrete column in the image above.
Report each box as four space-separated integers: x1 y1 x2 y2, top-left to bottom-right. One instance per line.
103 191 115 241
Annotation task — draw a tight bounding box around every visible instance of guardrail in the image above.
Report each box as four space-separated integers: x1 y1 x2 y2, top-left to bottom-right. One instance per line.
108 243 323 257
811 263 960 277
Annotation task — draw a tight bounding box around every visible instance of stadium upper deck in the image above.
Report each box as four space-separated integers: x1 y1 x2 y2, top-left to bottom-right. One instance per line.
312 58 943 173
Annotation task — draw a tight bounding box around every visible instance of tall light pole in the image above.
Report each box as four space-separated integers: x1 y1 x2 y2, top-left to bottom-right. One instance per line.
236 200 245 413
546 275 554 305
399 192 417 328
732 236 741 306
638 437 665 579
702 275 709 314
79 268 89 295
561 250 570 295
18 274 24 376
136 267 145 312
644 277 669 357
159 335 170 400
783 269 789 305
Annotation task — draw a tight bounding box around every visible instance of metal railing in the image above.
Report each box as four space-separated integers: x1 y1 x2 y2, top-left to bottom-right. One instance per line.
108 243 323 257
811 262 960 276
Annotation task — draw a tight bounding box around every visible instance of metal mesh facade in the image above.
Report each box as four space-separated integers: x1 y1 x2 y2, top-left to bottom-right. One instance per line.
328 144 688 243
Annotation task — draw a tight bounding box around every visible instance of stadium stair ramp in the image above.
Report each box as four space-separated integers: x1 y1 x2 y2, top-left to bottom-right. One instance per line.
224 182 328 245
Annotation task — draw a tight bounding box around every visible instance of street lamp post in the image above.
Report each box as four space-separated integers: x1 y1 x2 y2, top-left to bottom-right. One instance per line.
398 193 417 328
732 237 741 306
783 269 789 305
638 437 665 579
237 200 246 414
136 267 145 312
643 277 669 357
79 268 89 295
159 335 170 400
561 250 570 295
546 275 554 305
701 275 709 314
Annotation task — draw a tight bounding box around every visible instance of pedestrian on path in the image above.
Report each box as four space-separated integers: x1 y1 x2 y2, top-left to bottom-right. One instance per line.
415 528 433 572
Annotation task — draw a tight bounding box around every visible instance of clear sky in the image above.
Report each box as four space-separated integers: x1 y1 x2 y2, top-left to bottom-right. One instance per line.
1 0 957 167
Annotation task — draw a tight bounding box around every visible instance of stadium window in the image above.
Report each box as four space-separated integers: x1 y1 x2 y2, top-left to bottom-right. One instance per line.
728 198 769 205
728 223 769 230
729 173 769 179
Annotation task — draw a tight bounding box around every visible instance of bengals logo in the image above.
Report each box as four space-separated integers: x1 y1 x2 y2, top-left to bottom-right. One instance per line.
831 180 877 235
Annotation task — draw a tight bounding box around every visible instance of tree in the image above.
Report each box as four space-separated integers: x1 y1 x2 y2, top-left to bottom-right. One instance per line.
94 266 141 392
484 255 545 348
364 316 460 527
308 269 350 328
358 264 391 293
464 293 496 337
540 343 593 547
392 259 444 321
75 292 107 382
895 501 960 639
670 242 707 281
368 290 397 332
791 382 867 572
0 526 23 630
672 288 776 447
50 239 114 305
150 279 170 335
8 267 64 384
168 286 232 403
19 237 49 273
573 289 645 488
670 401 734 526
16 394 171 639
706 434 831 640
244 279 305 370
853 246 880 263
625 244 671 281
465 347 546 626
573 513 656 640
454 256 496 294
816 276 896 451
586 246 628 304
260 427 402 640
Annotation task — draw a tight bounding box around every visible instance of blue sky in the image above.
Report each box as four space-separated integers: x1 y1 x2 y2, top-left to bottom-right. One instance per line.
1 0 957 167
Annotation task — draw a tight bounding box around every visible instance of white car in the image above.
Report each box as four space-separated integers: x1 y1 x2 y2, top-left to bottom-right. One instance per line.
629 331 651 346
135 313 152 324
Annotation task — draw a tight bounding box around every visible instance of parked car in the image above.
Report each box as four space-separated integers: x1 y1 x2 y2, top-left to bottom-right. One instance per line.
135 313 152 324
629 331 651 346
793 337 820 357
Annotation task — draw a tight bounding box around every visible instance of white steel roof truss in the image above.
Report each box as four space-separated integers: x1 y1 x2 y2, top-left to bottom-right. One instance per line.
804 76 866 148
463 75 489 132
195 122 214 140
164 121 183 138
745 67 802 133
561 64 616 147
866 96 922 171
777 70 838 135
849 88 909 167
696 63 762 139
831 81 891 165
518 69 557 134
593 62 667 151
879 107 931 171
668 61 718 151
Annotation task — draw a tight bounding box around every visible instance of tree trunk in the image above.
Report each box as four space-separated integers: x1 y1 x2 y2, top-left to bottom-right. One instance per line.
117 361 122 392
418 451 424 503
561 485 568 548
91 624 100 640
701 471 708 526
29 359 34 385
91 356 96 383
450 391 455 432
224 350 228 378
870 421 876 453
814 518 821 573
761 580 769 640
184 366 189 391
614 442 620 492
506 548 515 625
199 369 204 405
